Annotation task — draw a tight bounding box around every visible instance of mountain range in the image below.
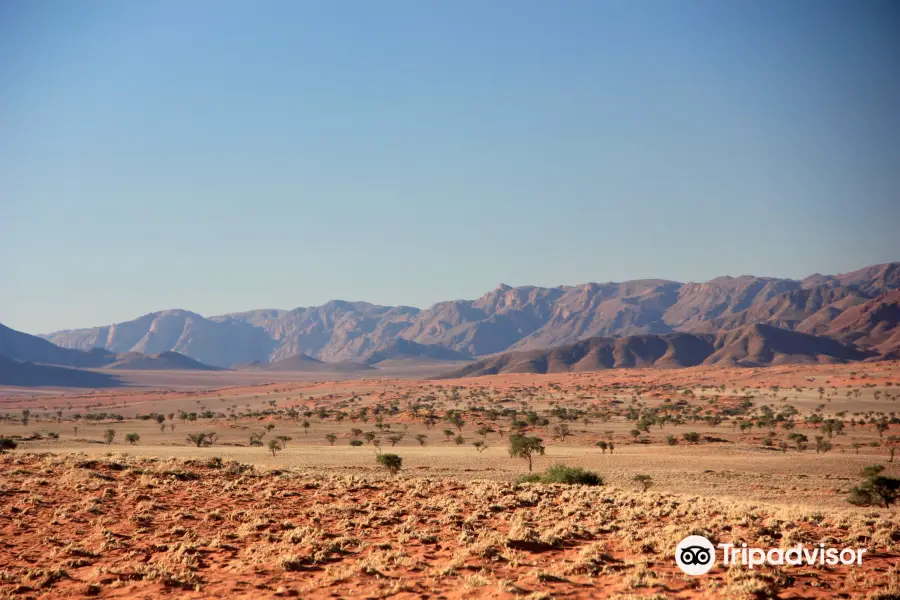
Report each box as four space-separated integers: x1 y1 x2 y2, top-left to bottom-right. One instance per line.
439 323 872 377
36 262 899 368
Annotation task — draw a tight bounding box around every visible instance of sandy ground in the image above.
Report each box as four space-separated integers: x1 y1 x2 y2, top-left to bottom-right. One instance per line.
2 361 900 597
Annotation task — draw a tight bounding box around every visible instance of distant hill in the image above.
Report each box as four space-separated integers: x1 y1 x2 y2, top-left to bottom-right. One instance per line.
437 324 871 377
361 339 471 365
251 353 374 373
705 324 870 367
0 354 121 387
1 322 117 367
103 351 222 371
35 261 900 367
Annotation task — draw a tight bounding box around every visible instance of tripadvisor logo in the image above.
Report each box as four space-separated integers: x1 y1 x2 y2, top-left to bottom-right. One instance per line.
675 535 867 575
676 535 716 575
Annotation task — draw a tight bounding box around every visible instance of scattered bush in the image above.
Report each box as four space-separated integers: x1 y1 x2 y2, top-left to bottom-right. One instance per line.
376 453 402 475
847 465 900 508
517 465 603 486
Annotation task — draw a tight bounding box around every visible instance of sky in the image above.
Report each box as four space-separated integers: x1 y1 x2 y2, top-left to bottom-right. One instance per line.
2 1 899 334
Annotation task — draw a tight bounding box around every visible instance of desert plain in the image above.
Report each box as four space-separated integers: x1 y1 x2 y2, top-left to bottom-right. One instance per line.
2 361 899 599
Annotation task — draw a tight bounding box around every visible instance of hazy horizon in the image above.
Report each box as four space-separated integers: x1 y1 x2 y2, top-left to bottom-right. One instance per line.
3 1 899 334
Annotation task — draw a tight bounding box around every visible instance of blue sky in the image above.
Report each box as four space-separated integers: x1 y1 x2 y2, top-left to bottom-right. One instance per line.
2 1 898 334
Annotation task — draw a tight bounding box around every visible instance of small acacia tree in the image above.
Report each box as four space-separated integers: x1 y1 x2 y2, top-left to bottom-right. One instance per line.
473 440 488 453
415 434 428 447
325 433 337 446
887 436 899 463
188 433 218 448
632 474 653 492
268 439 282 457
508 434 545 472
125 433 140 445
376 453 402 476
104 429 116 445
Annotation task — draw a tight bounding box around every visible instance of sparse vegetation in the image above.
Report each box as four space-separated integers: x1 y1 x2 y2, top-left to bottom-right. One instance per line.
518 464 603 486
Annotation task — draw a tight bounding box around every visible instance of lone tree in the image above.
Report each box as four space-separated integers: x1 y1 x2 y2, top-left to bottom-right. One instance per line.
788 432 809 452
325 433 337 446
848 465 900 508
376 453 403 476
887 436 899 463
508 434 545 472
188 433 218 448
104 429 116 445
268 439 282 457
125 433 140 445
276 435 292 448
473 440 488 453
632 474 653 492
0 437 17 453
446 411 466 432
596 440 608 453
415 434 428 447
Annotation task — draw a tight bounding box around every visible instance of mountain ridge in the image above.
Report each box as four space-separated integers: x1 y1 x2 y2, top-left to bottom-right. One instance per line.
38 262 900 367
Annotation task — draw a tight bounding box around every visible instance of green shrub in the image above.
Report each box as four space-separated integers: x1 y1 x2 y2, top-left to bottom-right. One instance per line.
0 437 17 453
376 453 402 475
848 465 900 508
517 464 603 486
349 439 364 447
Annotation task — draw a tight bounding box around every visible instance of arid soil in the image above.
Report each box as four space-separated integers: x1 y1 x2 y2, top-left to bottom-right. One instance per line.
1 453 899 599
2 361 900 598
